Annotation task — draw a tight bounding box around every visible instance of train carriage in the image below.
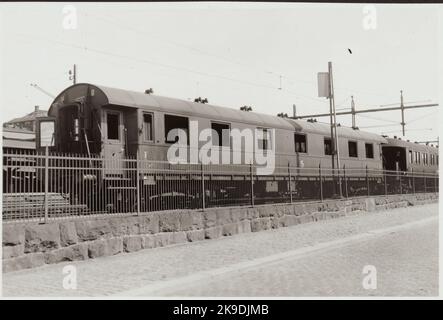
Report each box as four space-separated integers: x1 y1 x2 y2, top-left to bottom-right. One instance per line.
30 83 437 212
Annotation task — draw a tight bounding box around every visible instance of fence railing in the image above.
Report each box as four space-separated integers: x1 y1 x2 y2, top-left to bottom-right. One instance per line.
2 149 439 223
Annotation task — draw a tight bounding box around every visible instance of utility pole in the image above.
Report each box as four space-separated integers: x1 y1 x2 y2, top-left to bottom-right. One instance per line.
328 62 342 197
69 64 77 85
327 63 335 172
400 90 405 136
351 96 357 129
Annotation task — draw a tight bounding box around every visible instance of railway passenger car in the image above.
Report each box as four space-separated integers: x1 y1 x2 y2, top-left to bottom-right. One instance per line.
33 83 436 211
382 137 439 174
43 83 387 169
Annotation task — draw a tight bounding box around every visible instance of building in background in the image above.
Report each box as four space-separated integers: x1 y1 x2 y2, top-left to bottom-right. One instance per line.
2 106 48 151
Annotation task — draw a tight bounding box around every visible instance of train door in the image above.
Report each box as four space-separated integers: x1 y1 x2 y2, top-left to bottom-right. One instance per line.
102 109 125 176
382 146 407 171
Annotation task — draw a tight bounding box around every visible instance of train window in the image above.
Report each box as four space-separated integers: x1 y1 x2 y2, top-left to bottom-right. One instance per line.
415 151 418 164
409 150 413 164
211 122 230 147
365 143 374 159
324 138 332 155
107 112 120 140
294 134 307 153
348 141 358 158
257 128 270 150
164 114 189 144
143 113 154 141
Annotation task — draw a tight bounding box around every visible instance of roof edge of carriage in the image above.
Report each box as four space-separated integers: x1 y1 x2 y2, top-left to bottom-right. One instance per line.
49 83 388 143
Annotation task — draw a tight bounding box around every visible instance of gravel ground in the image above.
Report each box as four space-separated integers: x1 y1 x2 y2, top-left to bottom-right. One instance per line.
1 203 438 297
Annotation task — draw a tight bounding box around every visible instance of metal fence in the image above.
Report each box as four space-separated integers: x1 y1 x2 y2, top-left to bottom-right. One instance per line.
2 149 439 223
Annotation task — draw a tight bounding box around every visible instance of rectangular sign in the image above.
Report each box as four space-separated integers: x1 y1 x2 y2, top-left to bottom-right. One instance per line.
317 72 330 98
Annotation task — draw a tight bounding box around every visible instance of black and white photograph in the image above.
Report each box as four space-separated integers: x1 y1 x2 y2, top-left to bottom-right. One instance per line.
0 1 441 304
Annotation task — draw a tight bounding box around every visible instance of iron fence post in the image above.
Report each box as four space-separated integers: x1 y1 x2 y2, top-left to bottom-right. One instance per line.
201 163 206 210
136 154 140 215
44 146 49 224
288 163 293 203
319 163 323 201
250 163 254 207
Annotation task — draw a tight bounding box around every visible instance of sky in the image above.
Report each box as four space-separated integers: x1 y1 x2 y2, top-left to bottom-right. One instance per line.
0 2 441 144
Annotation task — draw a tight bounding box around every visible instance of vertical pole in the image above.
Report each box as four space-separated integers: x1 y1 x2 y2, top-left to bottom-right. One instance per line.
319 163 323 201
44 146 49 223
344 164 348 198
73 64 77 85
136 153 140 215
366 165 370 196
250 163 254 207
288 163 293 203
328 63 335 172
399 172 402 194
293 104 297 118
329 61 342 197
351 96 356 129
201 163 205 210
400 90 405 136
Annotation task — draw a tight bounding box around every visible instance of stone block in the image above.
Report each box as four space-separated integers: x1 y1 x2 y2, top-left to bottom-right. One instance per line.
186 230 205 242
365 198 376 212
3 252 45 273
153 232 172 247
138 213 160 234
203 210 217 228
250 218 271 232
123 235 143 253
142 235 156 249
106 237 123 255
25 223 61 253
3 224 25 246
205 226 223 239
76 219 112 241
88 240 107 258
222 223 239 236
108 217 130 236
171 231 188 244
216 208 232 225
179 211 203 231
238 220 251 233
246 207 259 220
59 222 78 247
44 243 88 264
2 244 24 259
158 211 180 232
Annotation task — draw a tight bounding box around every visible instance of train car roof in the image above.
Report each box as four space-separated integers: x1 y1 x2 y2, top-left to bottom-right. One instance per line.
383 137 439 153
93 84 302 131
288 119 388 143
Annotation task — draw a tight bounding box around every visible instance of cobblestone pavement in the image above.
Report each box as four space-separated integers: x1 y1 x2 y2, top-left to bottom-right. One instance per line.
2 203 438 297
